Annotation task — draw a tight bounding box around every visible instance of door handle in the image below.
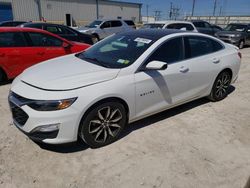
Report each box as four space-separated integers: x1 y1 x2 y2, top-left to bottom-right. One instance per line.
212 58 220 64
179 66 189 73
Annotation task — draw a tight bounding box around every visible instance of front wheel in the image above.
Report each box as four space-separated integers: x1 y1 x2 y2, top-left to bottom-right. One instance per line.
0 69 6 83
208 71 232 102
79 102 127 148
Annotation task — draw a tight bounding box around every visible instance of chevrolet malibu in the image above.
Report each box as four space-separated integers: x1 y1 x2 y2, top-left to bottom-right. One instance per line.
9 29 241 148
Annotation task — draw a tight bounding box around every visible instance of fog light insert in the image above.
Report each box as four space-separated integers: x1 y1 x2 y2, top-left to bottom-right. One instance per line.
31 123 60 133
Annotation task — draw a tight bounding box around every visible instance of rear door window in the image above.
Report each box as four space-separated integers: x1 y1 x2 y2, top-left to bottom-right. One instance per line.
193 22 205 28
111 21 122 27
0 32 28 47
184 36 222 58
27 32 63 47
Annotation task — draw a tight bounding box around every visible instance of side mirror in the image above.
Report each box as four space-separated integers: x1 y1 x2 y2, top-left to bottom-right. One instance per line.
145 61 168 70
62 42 71 48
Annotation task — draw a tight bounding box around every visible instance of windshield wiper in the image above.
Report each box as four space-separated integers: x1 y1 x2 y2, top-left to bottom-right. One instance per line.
83 56 110 68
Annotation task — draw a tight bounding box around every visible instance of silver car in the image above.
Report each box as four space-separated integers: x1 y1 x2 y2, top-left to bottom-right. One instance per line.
77 19 134 42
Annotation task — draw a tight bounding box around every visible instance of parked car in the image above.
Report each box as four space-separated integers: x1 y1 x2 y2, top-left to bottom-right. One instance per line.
211 24 223 32
191 20 219 36
77 19 134 41
20 22 94 45
215 23 250 49
9 29 241 147
124 20 136 29
0 21 27 27
141 21 198 32
0 27 90 82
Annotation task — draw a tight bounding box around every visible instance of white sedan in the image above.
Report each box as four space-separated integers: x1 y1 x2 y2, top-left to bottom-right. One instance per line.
9 29 241 148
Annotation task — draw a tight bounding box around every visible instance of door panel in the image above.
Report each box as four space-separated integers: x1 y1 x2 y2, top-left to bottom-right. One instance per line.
134 37 190 118
135 64 189 118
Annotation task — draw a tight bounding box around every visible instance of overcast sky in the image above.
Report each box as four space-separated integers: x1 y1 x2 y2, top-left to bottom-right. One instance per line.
118 0 250 19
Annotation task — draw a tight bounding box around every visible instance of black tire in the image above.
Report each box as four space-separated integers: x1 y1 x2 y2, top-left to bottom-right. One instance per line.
79 101 127 148
0 69 6 83
92 34 99 43
239 40 244 49
208 71 232 102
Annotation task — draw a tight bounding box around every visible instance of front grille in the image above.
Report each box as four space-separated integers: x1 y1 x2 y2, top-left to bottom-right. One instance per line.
9 101 29 126
8 92 29 126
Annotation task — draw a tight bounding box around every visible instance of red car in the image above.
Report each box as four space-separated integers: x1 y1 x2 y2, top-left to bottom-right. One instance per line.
0 27 90 82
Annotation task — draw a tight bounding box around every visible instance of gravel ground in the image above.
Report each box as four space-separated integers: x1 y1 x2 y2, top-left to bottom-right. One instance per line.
0 48 250 188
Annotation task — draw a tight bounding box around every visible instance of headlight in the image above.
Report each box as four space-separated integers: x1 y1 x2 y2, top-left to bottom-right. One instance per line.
27 98 77 111
232 34 241 37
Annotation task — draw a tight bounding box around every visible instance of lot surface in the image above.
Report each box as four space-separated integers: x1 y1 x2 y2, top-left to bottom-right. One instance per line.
0 48 250 188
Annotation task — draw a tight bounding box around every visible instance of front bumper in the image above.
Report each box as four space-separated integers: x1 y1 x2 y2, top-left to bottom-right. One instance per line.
8 92 81 144
217 36 241 45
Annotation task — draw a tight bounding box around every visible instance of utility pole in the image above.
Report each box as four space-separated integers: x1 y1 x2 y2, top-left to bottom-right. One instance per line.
96 0 99 19
213 0 217 16
169 2 173 19
154 11 161 21
191 0 195 16
146 4 149 23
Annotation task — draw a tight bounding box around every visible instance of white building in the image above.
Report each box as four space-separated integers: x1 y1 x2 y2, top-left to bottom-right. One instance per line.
0 0 142 26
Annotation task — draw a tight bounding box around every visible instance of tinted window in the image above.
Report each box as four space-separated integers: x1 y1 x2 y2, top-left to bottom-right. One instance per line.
141 24 164 29
167 23 194 31
46 26 59 34
193 22 205 28
111 21 122 27
211 39 224 51
184 36 222 58
28 32 62 47
124 20 135 26
147 37 184 64
58 26 76 35
101 21 111 28
24 24 43 29
0 32 27 47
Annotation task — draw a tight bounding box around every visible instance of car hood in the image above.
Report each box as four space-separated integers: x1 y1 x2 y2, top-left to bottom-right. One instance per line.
77 27 97 33
216 31 243 36
20 54 120 91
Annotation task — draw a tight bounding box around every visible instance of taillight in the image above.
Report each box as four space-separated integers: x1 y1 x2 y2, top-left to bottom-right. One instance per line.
238 52 242 59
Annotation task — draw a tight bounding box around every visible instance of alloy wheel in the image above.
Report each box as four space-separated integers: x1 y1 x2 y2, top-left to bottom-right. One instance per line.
215 72 231 99
88 106 123 143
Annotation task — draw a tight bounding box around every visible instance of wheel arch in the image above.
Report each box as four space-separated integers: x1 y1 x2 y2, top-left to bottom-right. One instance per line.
77 97 130 134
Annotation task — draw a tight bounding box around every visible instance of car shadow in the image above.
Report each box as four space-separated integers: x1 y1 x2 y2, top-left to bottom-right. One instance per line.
244 176 250 188
0 79 12 86
36 85 235 153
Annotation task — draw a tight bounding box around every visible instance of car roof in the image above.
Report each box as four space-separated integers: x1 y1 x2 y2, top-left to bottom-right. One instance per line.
21 22 66 27
228 23 249 26
120 29 185 40
0 27 71 43
147 20 193 25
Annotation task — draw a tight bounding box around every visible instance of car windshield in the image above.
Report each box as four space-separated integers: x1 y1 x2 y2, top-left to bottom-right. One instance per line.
76 34 155 68
141 24 164 29
86 20 102 28
224 24 247 32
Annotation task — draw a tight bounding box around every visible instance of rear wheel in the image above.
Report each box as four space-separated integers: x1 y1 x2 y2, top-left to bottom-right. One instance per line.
239 40 244 49
79 102 127 148
208 71 232 102
0 69 6 83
